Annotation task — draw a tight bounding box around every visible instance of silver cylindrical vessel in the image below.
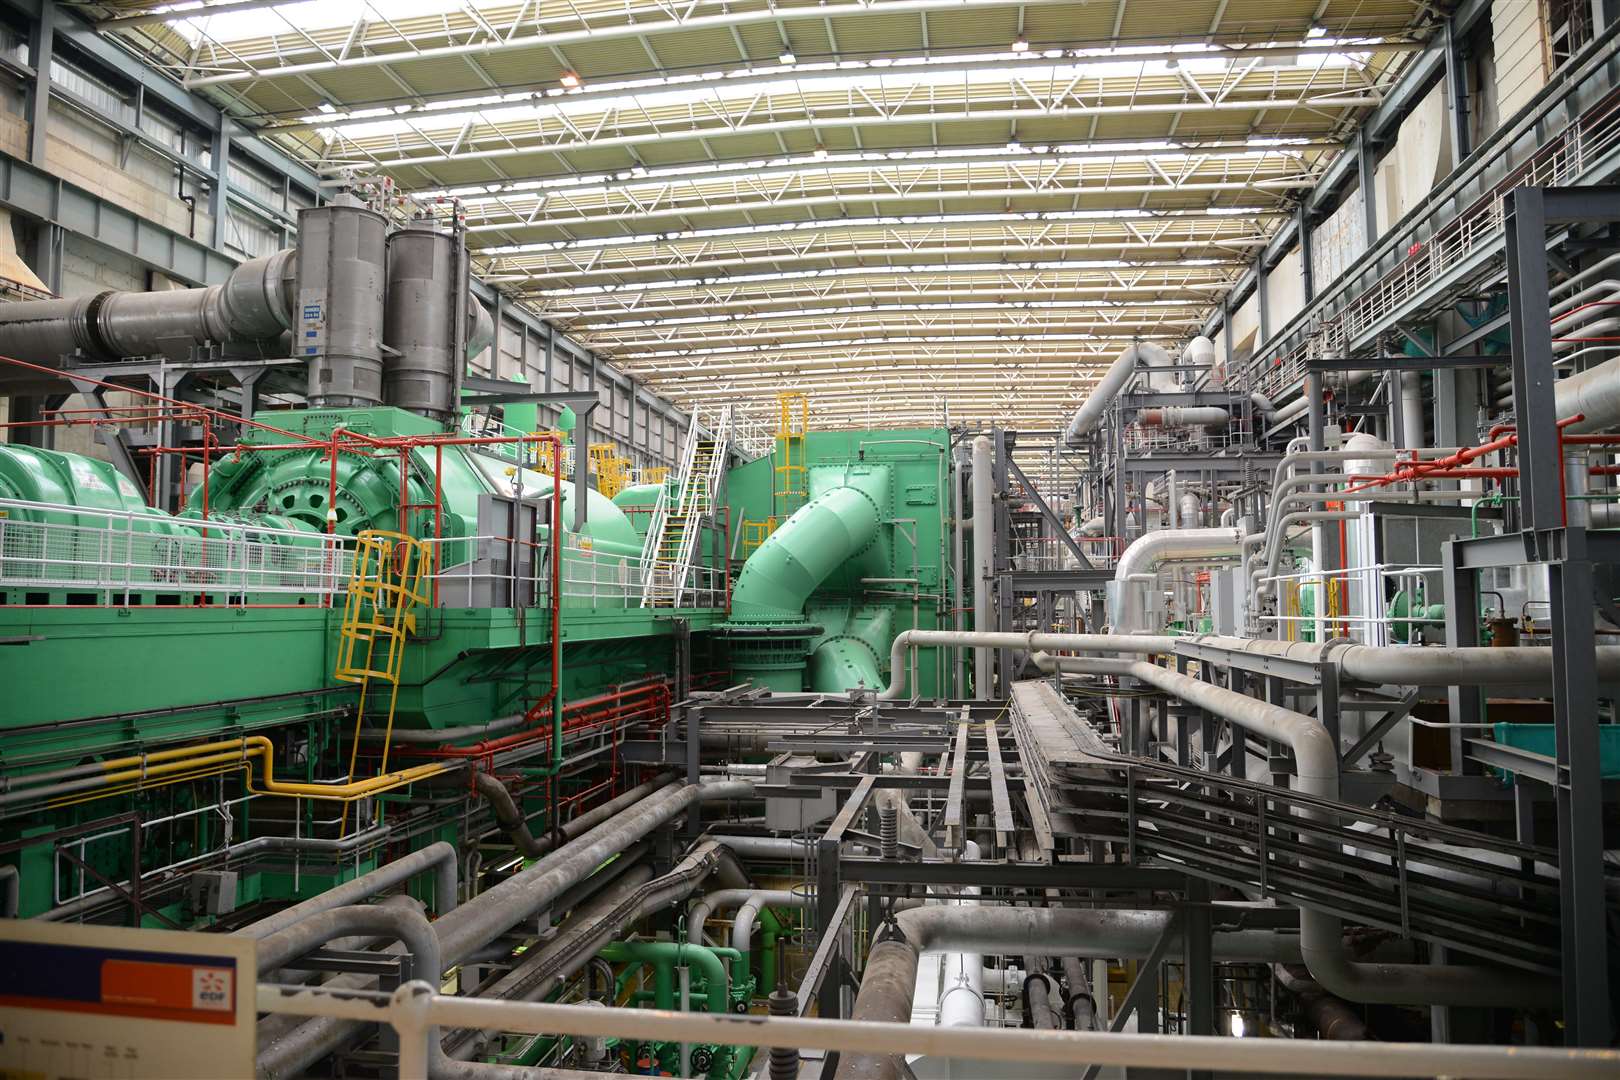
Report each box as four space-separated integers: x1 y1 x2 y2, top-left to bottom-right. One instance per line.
298 204 387 409
383 225 459 419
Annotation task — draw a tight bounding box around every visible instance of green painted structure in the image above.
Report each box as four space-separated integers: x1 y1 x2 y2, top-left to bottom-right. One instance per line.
0 414 951 977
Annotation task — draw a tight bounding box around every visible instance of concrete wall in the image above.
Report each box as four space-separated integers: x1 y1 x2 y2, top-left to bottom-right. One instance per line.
1492 0 1548 121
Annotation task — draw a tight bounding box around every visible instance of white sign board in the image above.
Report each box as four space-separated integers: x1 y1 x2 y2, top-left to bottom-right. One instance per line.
0 919 256 1079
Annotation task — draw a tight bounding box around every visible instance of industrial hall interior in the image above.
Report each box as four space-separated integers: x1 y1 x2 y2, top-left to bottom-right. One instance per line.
3 0 1620 1077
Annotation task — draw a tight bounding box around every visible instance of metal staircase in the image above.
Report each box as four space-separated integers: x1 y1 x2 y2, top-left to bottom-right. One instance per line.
640 406 730 608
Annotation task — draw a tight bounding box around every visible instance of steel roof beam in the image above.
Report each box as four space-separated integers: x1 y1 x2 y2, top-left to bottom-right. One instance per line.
327 91 1378 169
178 0 1085 86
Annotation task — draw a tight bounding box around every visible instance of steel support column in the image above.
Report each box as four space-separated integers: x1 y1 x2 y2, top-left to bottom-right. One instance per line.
26 0 54 165
1444 15 1472 162
1501 185 1618 1045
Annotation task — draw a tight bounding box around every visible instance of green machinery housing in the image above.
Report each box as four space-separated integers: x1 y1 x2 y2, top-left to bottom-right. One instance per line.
0 412 953 924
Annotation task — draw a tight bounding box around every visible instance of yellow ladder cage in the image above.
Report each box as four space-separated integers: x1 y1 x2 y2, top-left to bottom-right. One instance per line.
334 530 432 800
773 391 810 525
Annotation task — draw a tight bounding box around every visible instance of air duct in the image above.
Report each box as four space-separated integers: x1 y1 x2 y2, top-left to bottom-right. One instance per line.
1064 342 1172 445
0 250 294 363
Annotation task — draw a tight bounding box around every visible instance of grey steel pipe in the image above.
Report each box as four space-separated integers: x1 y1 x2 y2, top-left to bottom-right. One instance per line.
238 841 458 939
1059 957 1096 1031
878 630 1176 700
1187 635 1620 685
1024 973 1062 1030
1064 343 1164 445
1038 653 1560 1008
970 435 994 697
442 842 744 1071
255 903 447 1077
471 772 677 858
434 780 752 967
442 867 657 1062
1111 527 1243 633
835 906 1307 1080
0 251 295 364
255 902 442 981
261 782 746 1077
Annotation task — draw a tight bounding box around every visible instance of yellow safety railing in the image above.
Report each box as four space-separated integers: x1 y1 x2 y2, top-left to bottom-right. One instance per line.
740 516 776 558
589 443 633 498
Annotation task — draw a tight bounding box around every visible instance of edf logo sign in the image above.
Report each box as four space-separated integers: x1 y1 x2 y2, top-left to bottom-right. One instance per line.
191 968 232 1011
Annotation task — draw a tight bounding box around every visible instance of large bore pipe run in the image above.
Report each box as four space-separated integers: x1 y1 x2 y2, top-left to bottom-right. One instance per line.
836 906 1309 1080
260 781 751 1077
728 466 891 692
1063 343 1172 446
471 772 676 858
878 630 1176 700
1037 654 1559 1010
971 435 995 697
1111 527 1243 634
1187 635 1620 685
0 252 295 363
237 841 458 940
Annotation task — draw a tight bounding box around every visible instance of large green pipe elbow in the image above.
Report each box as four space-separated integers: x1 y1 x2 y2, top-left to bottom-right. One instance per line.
808 606 893 692
730 484 883 622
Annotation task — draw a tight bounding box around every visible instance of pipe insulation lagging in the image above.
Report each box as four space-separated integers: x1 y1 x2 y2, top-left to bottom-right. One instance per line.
1064 342 1172 445
1137 406 1231 429
1557 353 1620 432
434 780 753 966
0 251 295 364
258 784 749 1078
1183 635 1620 685
1111 527 1243 634
878 630 1178 700
1035 653 1559 1008
835 906 1314 1080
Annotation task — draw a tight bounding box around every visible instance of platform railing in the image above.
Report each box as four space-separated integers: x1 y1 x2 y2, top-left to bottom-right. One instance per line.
421 533 727 610
0 498 349 605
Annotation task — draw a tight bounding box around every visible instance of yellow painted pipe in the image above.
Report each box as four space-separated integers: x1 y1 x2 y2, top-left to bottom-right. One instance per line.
87 736 450 802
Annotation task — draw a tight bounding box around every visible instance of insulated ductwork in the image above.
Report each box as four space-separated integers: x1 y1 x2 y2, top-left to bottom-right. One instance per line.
1064 342 1172 445
0 250 295 363
1138 406 1231 429
1110 527 1242 634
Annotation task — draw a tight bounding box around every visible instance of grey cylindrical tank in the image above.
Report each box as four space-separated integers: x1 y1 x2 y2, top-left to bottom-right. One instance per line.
298 203 387 410
383 224 459 420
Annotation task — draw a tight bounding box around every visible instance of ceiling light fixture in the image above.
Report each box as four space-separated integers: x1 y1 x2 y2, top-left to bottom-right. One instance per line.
813 143 829 160
559 70 582 88
779 50 797 64
1011 35 1029 52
